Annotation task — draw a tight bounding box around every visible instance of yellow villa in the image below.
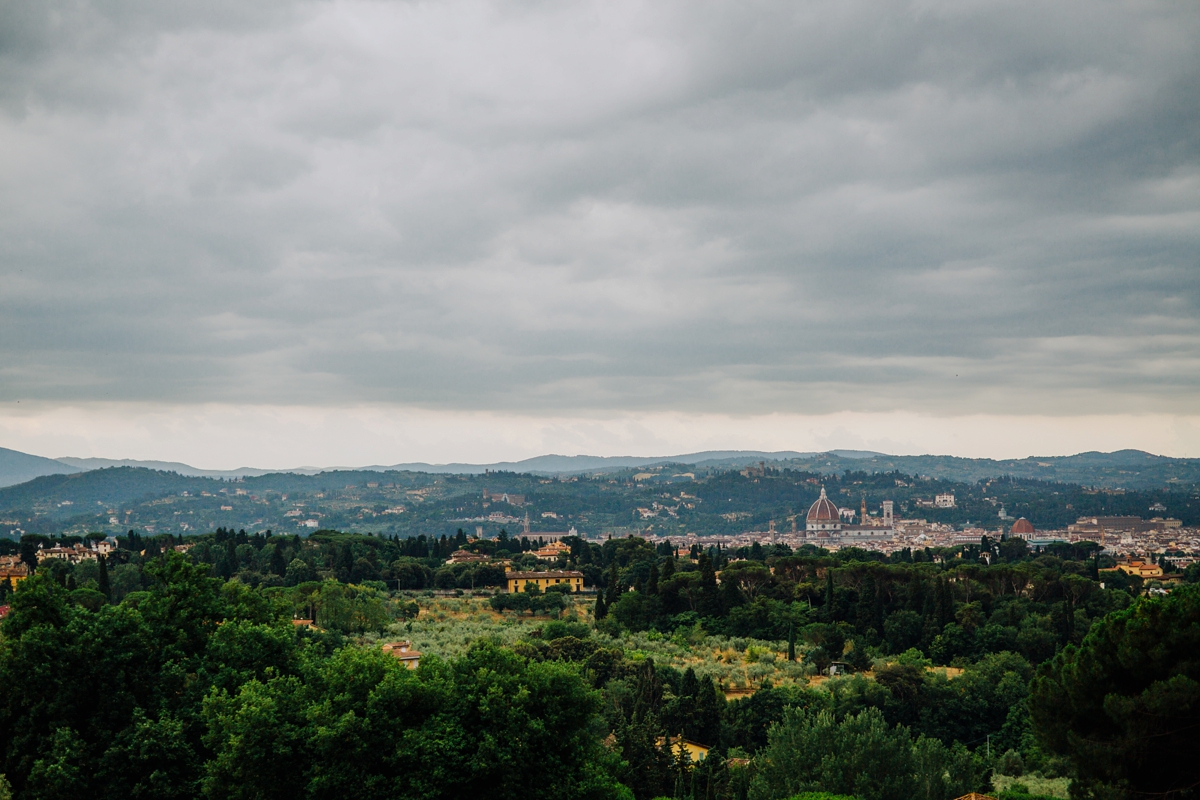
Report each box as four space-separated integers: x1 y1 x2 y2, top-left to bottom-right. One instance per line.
1100 560 1165 580
505 570 584 593
381 640 422 669
656 736 710 764
0 557 29 588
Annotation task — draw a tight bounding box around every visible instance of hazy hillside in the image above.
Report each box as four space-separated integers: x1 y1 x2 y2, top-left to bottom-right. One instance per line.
0 467 213 513
54 457 327 479
0 466 441 519
0 446 82 488
775 449 1200 490
3 446 1197 498
46 449 879 479
372 450 836 475
1 455 1196 542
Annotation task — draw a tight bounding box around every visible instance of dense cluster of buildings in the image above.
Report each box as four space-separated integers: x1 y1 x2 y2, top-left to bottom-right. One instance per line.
626 487 1198 574
1 539 122 589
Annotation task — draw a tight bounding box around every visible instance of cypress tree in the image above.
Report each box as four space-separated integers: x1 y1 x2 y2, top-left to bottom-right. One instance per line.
19 539 37 571
857 571 877 632
824 567 835 620
681 667 699 703
647 563 659 595
907 576 927 612
269 546 286 577
97 554 111 601
660 555 675 581
693 677 723 746
594 588 607 620
935 577 954 627
698 554 719 617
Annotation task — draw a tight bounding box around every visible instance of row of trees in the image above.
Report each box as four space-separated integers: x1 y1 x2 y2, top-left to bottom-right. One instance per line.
590 546 1135 672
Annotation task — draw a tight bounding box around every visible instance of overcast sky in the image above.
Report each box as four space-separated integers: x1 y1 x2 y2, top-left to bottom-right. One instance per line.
2 0 1198 466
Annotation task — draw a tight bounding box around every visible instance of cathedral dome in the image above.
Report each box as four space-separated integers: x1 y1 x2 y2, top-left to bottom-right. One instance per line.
807 487 839 523
1011 517 1035 535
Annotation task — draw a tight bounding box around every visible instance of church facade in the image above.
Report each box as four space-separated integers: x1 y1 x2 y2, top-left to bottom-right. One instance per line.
805 487 894 544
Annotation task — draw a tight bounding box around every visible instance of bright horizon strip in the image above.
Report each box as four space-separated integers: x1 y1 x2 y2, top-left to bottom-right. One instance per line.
1 404 1199 471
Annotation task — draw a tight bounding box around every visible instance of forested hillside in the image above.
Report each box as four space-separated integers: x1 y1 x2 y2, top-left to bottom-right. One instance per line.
1 462 1197 541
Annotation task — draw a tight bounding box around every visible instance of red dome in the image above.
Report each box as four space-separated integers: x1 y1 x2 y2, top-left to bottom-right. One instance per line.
807 487 839 522
1011 518 1035 535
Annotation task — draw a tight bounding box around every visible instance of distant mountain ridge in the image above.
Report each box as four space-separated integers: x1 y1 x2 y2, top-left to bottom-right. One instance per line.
54 457 328 479
0 445 1198 490
50 449 883 481
0 447 83 488
771 449 1200 490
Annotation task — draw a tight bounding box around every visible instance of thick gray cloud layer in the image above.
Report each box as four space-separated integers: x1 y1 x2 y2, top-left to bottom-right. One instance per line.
2 0 1198 416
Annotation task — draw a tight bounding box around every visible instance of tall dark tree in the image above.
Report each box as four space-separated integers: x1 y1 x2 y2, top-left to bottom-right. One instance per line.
19 539 37 572
97 555 111 601
697 554 719 617
268 546 286 577
659 555 675 582
824 567 835 621
606 563 620 599
857 571 878 632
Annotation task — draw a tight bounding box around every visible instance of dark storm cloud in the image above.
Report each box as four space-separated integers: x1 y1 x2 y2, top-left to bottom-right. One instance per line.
1 0 1197 414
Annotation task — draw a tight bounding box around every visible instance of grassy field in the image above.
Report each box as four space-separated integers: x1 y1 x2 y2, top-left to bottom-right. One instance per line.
373 594 816 690
993 774 1072 798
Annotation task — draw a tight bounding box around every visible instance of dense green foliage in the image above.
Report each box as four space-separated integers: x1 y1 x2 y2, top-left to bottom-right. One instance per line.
749 707 981 800
3 526 1197 800
1030 584 1200 799
600 542 1133 673
0 557 627 800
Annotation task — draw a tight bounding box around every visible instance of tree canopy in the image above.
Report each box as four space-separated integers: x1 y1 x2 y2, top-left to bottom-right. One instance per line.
1030 584 1200 799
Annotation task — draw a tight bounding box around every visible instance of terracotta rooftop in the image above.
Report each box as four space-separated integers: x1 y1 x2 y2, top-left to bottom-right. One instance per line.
1011 517 1035 535
507 570 584 580
807 487 839 522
